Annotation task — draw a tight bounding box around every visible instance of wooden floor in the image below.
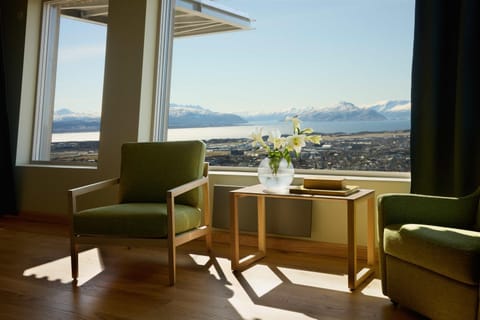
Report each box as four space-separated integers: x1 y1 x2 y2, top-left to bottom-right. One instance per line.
0 216 427 320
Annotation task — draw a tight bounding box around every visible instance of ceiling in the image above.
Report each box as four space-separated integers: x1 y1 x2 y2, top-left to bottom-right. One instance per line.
60 0 253 37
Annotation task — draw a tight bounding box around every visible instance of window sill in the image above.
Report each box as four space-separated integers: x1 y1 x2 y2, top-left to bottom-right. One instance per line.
16 163 98 170
209 166 411 183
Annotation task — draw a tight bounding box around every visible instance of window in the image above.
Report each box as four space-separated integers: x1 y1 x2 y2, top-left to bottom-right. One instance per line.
33 0 107 164
168 0 414 173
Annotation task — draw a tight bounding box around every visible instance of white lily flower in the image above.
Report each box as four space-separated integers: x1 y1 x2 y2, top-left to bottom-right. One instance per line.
268 129 286 150
250 127 264 147
248 117 321 170
288 116 301 134
302 127 313 134
307 135 322 144
287 134 306 154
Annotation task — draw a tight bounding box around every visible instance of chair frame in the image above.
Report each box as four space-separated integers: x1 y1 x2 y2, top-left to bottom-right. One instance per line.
68 163 212 286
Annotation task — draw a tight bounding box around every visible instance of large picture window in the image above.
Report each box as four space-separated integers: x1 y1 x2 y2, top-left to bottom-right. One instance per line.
168 0 414 173
33 0 107 164
34 0 414 174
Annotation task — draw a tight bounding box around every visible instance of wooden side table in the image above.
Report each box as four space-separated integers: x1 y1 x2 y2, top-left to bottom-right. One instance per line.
230 184 376 290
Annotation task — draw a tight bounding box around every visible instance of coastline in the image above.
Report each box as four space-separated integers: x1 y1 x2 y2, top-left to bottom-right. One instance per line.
51 130 410 172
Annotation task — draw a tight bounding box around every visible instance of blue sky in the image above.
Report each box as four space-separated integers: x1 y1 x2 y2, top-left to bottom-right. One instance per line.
55 17 107 115
55 0 415 114
171 0 415 113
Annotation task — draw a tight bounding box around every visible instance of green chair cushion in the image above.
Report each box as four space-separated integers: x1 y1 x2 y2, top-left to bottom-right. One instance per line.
384 223 480 285
74 203 201 238
119 141 206 206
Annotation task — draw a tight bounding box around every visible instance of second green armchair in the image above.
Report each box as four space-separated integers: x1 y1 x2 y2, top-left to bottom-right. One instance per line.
377 187 480 320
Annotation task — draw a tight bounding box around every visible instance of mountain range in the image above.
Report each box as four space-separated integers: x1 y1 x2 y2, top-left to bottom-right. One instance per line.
53 109 100 133
363 100 411 120
53 100 411 132
168 104 247 128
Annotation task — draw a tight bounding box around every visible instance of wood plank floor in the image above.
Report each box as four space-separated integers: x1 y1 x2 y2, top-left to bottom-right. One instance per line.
0 216 427 320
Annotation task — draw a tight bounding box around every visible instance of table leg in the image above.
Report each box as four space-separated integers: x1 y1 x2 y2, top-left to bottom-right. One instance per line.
347 200 357 290
257 196 266 253
367 194 375 265
348 195 376 290
230 194 266 271
230 192 240 270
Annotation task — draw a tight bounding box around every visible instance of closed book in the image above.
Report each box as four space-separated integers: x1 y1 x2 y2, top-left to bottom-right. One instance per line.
303 177 345 190
290 185 359 196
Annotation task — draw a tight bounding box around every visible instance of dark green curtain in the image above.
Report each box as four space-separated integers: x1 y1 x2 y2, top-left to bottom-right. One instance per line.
410 0 480 197
0 10 17 215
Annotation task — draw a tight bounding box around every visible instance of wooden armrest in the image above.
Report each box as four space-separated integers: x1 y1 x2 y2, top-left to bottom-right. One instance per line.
69 177 120 198
166 163 209 200
165 176 210 236
167 176 208 198
68 177 120 215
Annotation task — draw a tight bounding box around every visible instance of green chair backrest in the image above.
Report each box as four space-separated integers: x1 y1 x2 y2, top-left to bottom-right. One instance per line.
119 140 206 207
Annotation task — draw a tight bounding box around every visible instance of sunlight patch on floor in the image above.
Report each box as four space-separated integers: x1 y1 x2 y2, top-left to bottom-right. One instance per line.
23 248 104 286
189 254 317 319
228 295 318 320
242 264 283 297
189 253 222 280
238 254 256 264
182 253 386 319
207 264 222 281
189 253 210 266
277 266 351 293
222 258 326 319
360 278 389 299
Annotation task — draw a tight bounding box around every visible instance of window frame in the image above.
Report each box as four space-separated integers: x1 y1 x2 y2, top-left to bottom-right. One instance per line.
32 0 61 162
153 0 175 142
165 1 413 177
32 0 107 166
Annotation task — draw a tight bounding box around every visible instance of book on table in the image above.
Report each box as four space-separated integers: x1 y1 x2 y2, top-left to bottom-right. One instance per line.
303 176 346 190
289 185 360 196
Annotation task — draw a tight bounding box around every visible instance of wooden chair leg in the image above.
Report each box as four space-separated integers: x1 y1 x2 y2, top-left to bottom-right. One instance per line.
168 238 176 286
70 237 78 281
205 228 212 253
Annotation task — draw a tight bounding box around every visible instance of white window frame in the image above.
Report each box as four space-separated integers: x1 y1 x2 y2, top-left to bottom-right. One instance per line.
32 0 107 164
164 1 412 177
32 0 61 161
153 0 176 141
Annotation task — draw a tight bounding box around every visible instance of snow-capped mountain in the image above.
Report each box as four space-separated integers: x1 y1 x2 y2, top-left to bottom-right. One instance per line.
52 99 410 133
53 108 100 133
169 104 247 128
300 101 387 121
53 105 247 131
54 108 100 120
242 101 387 122
363 100 411 120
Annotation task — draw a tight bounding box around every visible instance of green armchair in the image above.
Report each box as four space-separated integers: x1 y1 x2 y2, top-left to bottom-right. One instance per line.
69 140 212 286
377 187 480 320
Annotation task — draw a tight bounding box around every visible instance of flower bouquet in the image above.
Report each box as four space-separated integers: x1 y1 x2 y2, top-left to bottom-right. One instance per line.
250 116 322 192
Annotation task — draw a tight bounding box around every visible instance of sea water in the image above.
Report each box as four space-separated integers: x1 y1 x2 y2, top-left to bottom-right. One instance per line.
52 120 410 142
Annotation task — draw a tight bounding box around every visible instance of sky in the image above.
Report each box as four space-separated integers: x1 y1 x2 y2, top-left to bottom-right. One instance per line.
55 17 107 115
55 0 415 115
